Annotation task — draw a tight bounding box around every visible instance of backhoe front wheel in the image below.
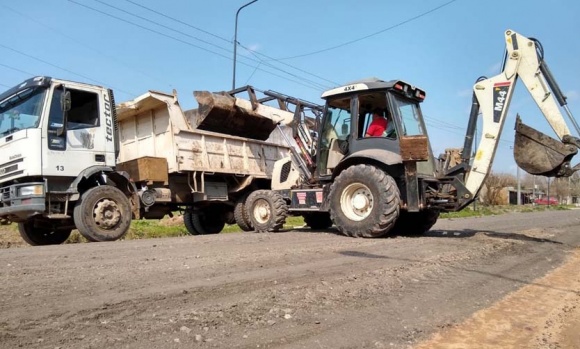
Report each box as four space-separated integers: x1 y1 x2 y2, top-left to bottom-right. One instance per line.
329 165 400 238
73 185 132 242
246 190 288 233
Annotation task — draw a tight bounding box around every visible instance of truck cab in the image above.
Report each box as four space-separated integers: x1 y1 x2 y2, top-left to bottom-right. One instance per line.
0 76 133 245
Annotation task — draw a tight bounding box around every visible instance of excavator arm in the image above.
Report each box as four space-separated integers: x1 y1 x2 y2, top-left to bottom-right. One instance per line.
462 29 580 197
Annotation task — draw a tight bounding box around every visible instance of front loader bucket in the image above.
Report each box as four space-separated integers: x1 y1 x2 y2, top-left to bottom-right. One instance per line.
514 116 578 177
190 91 277 141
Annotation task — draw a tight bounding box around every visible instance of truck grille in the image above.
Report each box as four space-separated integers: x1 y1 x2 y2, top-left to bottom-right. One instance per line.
0 157 23 180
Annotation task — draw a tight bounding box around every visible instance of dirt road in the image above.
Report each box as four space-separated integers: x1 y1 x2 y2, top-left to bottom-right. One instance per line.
1 210 579 349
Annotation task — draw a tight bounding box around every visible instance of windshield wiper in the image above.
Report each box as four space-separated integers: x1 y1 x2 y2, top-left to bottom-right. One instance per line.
1 127 21 136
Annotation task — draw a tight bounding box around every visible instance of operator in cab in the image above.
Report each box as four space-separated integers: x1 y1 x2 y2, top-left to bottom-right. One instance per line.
365 108 388 137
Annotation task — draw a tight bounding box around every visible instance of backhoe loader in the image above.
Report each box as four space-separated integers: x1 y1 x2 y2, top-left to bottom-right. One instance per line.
196 29 580 237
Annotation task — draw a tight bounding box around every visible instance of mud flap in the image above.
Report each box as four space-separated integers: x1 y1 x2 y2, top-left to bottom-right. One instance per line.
514 116 578 177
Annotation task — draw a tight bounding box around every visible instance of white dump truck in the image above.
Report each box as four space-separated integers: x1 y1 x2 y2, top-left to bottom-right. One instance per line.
0 78 317 245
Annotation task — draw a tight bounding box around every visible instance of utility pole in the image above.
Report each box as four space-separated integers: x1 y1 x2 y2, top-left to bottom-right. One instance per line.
232 0 259 90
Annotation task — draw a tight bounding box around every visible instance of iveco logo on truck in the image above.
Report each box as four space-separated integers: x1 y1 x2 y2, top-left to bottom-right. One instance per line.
104 92 113 142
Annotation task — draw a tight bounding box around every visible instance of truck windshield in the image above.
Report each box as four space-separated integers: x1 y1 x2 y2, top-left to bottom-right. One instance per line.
0 87 47 137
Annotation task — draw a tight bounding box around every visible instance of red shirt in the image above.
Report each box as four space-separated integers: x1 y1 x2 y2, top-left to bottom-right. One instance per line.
366 117 388 137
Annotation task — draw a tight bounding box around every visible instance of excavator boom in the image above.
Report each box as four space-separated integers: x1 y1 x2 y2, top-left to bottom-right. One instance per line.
463 29 580 197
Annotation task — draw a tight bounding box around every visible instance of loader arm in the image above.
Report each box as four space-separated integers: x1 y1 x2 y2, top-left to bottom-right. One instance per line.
464 29 580 197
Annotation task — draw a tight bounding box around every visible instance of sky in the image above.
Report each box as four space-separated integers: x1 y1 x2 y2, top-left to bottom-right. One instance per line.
1 0 579 174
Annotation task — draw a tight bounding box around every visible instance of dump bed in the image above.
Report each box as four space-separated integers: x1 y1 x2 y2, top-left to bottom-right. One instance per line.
115 90 291 179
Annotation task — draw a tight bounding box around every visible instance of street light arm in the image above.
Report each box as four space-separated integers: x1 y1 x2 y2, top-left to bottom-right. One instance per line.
233 0 259 89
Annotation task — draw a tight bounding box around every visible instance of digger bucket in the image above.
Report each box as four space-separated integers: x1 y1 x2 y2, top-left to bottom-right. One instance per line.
514 116 578 177
191 91 278 141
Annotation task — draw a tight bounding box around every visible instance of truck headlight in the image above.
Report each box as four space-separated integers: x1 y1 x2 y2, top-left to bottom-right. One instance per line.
18 185 44 197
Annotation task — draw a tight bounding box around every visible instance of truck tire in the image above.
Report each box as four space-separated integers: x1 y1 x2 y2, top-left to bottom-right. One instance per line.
303 212 333 230
329 164 400 238
183 210 201 235
234 194 253 232
73 185 132 242
191 209 225 235
18 221 71 246
393 209 440 235
246 190 288 233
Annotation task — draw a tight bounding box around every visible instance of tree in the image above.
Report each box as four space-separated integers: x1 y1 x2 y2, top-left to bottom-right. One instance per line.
481 172 517 205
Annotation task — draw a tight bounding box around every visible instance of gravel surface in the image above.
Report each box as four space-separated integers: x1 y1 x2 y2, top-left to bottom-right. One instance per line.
0 209 579 348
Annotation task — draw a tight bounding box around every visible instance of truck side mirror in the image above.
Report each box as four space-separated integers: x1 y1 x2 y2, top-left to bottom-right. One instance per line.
57 90 71 137
341 123 348 136
60 90 71 112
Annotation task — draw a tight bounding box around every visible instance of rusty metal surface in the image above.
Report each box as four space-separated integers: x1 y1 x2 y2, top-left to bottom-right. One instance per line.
514 117 577 177
399 135 430 161
191 91 277 141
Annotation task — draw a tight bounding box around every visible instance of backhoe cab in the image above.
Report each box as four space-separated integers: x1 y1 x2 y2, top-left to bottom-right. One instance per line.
264 29 580 237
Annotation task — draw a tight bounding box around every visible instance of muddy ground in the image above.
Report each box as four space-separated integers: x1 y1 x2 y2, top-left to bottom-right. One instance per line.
0 209 579 348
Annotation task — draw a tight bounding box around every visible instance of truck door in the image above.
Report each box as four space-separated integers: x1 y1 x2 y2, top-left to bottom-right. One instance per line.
42 84 113 178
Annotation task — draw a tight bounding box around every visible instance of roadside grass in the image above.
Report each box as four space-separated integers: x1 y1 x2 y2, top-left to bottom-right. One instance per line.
0 205 572 247
440 204 571 219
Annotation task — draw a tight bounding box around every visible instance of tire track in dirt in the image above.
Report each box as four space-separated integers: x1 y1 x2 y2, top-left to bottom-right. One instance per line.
413 248 580 349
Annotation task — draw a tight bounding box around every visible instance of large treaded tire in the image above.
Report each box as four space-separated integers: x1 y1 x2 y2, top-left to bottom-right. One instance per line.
329 165 400 238
73 185 132 242
246 190 288 233
303 212 333 230
18 221 71 246
392 209 440 236
183 210 201 235
234 194 253 232
191 209 225 235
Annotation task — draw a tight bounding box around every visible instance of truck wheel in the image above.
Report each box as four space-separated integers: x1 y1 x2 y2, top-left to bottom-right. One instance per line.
246 190 288 233
73 185 132 242
18 221 71 246
329 164 400 238
303 212 333 230
234 194 253 231
393 209 440 235
183 210 201 235
191 209 225 235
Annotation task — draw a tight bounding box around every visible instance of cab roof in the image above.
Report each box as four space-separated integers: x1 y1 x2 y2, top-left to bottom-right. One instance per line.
321 78 425 100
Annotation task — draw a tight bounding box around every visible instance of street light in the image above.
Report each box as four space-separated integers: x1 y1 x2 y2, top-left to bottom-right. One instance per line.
232 0 258 90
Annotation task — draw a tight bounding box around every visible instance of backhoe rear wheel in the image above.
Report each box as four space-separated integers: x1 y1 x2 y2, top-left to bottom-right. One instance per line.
329 164 400 238
73 185 132 242
246 190 288 233
18 220 71 246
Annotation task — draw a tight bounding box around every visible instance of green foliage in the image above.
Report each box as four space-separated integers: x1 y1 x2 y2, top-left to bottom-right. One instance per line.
440 204 570 219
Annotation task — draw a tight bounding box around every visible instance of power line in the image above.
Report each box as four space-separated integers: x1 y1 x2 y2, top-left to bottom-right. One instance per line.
0 43 138 97
68 0 326 92
0 62 35 76
279 0 459 60
237 44 331 90
1 4 173 89
119 0 339 88
93 0 233 56
122 0 230 44
95 0 329 90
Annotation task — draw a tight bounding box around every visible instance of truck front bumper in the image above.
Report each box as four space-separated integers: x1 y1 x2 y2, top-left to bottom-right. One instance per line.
0 182 46 221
